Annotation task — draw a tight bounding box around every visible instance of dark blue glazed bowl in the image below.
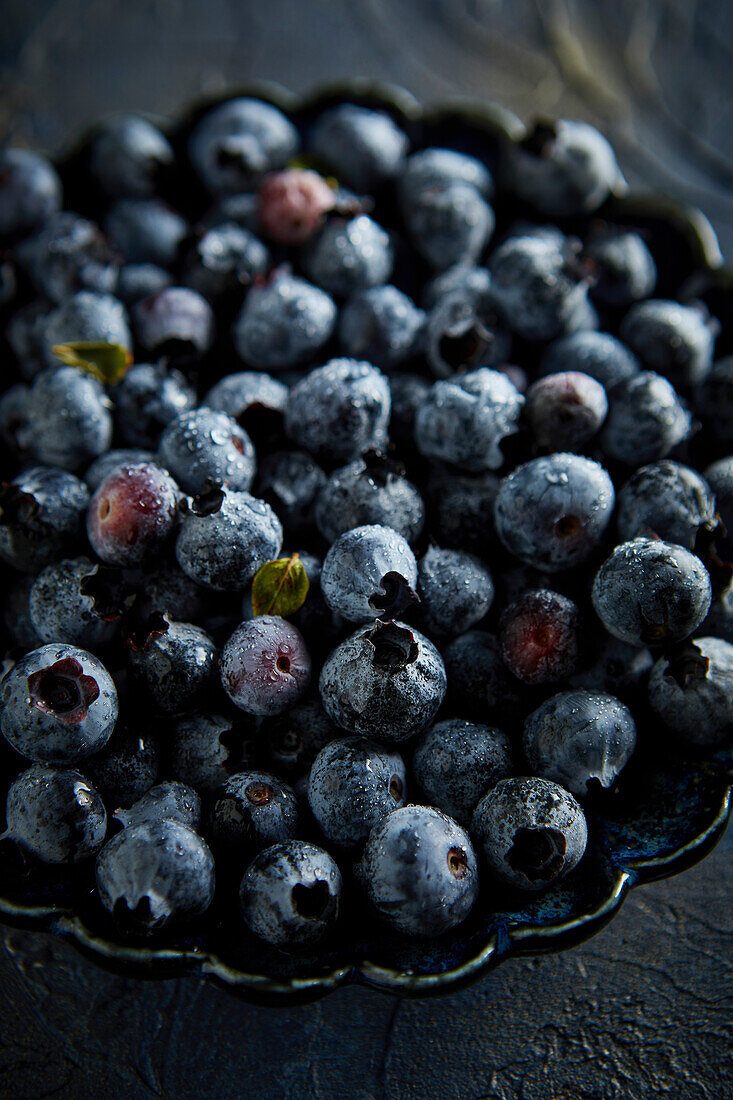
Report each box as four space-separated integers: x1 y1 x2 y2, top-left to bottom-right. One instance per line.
2 83 732 1003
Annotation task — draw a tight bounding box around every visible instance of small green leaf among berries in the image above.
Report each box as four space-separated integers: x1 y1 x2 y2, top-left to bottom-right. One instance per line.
52 341 133 385
251 553 310 618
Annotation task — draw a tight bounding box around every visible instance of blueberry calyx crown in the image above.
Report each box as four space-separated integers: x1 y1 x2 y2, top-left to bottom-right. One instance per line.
27 657 100 723
182 480 226 517
79 564 134 621
663 642 711 690
362 449 405 488
506 826 567 882
123 609 170 651
368 570 420 621
518 118 557 157
693 518 733 599
291 880 330 921
365 620 419 671
0 484 39 526
439 317 495 374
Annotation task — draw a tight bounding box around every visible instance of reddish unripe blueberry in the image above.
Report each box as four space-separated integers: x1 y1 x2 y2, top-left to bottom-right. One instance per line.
258 169 335 244
525 371 608 451
87 462 180 565
500 588 579 684
220 615 311 716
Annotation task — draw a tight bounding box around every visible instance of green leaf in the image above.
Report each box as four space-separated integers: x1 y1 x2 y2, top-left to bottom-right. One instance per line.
251 553 310 618
52 341 133 384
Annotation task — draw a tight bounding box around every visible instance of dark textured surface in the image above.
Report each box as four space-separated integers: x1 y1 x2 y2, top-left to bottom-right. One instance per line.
1 2 732 1096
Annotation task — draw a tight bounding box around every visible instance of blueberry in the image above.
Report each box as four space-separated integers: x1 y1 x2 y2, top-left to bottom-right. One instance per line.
619 300 717 390
583 225 657 308
240 839 341 947
488 230 595 341
188 97 299 195
309 104 408 192
182 222 269 300
259 696 339 776
220 616 311 716
600 371 691 465
500 588 579 684
417 546 494 637
425 465 500 552
87 462 180 566
443 630 522 723
23 367 113 470
249 452 324 541
168 712 258 794
320 524 418 622
413 719 512 825
158 407 255 495
258 168 335 244
705 458 733 549
339 285 424 371
696 357 733 454
523 690 636 798
126 613 217 713
315 452 424 545
42 290 131 369
208 770 299 857
494 453 615 572
5 765 106 863
105 199 187 266
507 118 621 217
132 287 215 361
388 372 431 448
616 461 717 550
307 737 406 848
414 368 524 472
0 643 118 764
0 466 89 573
525 372 608 451
360 805 479 936
648 637 733 747
568 635 653 699
592 537 712 645
17 211 118 303
115 363 196 449
96 819 215 934
29 556 120 648
89 115 174 199
303 215 393 297
0 148 62 240
4 576 43 650
407 181 495 271
424 288 511 379
203 371 288 440
233 270 336 370
176 486 282 590
129 565 204 623
7 300 52 380
538 330 640 393
85 449 157 491
84 720 160 808
284 358 391 465
0 383 32 456
472 776 587 891
320 620 446 743
422 263 492 311
116 262 173 305
399 148 494 205
114 780 201 830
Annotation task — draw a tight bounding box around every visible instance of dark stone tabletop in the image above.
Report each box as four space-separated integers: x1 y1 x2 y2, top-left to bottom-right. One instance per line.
1 3 732 1097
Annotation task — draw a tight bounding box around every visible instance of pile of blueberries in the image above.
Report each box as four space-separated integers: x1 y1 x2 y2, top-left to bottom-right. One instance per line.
0 94 731 953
